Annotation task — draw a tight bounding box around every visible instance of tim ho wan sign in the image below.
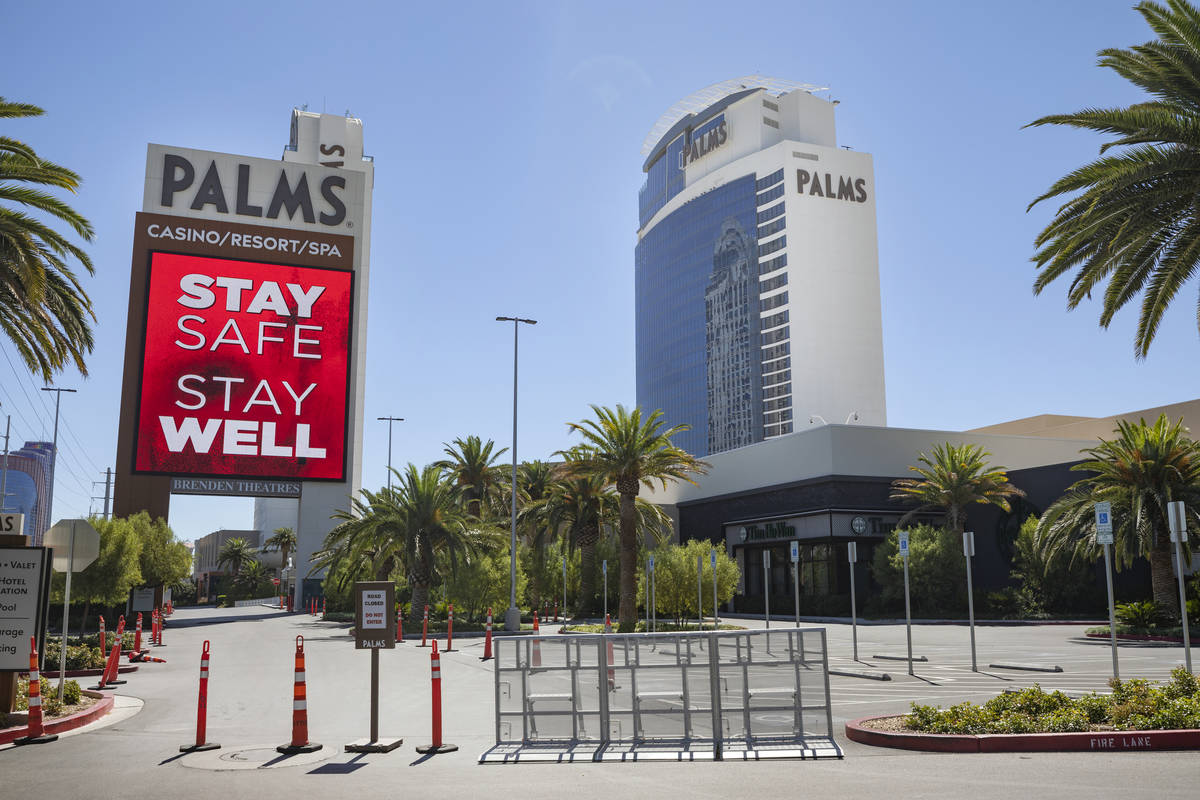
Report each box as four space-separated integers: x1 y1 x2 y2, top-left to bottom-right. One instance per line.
133 231 353 481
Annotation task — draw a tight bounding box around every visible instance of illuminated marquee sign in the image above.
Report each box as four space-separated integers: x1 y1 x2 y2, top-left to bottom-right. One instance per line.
133 251 352 481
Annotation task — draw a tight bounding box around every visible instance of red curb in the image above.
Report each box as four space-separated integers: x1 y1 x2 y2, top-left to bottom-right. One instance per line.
0 692 114 745
18 665 138 678
846 716 1200 753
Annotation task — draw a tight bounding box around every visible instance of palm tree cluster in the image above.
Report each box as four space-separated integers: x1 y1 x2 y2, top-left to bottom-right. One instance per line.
1 98 96 380
313 406 705 631
216 537 274 599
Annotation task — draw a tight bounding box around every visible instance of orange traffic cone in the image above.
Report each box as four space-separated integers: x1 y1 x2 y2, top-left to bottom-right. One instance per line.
481 608 493 661
277 635 321 754
14 637 57 745
415 639 457 754
179 640 218 752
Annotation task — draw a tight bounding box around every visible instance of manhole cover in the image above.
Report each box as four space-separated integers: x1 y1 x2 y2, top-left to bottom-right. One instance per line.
179 744 331 771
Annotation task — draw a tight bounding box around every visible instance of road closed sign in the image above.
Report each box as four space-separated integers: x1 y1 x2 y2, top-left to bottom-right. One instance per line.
0 547 50 670
354 581 394 649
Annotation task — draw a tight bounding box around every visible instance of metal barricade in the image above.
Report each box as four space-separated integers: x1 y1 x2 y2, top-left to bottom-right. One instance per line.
480 627 842 763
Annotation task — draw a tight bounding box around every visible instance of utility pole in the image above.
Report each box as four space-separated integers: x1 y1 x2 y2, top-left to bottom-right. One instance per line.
377 417 404 492
90 468 113 520
0 403 10 512
40 387 77 529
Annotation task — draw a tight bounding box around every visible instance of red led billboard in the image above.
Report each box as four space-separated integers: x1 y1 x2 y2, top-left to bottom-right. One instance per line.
134 252 352 480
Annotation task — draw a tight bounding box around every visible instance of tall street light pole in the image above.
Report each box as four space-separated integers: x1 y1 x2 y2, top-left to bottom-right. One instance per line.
40 387 76 532
497 316 536 632
377 416 404 492
0 401 10 513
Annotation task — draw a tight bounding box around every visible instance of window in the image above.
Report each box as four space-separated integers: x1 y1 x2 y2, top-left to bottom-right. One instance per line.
763 116 779 129
756 202 784 224
763 369 791 386
761 326 788 345
760 310 789 330
763 382 791 399
764 396 791 412
762 356 790 374
760 273 787 293
761 341 789 360
755 184 784 206
760 292 787 312
755 169 784 191
759 253 787 275
758 236 786 258
757 217 785 239
765 409 793 425
762 99 779 112
793 151 819 161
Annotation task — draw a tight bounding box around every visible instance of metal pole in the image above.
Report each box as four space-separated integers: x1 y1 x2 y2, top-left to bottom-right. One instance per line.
1175 538 1192 673
763 549 770 629
562 554 567 622
697 554 703 630
964 531 977 672
377 417 403 492
711 549 718 631
58 521 75 699
370 647 379 742
497 317 536 632
903 551 913 676
1103 543 1119 679
40 387 75 531
603 560 608 621
793 554 800 627
848 543 858 662
0 413 10 512
102 468 111 520
651 562 656 633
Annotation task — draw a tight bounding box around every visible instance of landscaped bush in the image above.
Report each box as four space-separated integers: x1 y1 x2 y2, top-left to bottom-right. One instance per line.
39 641 106 671
1115 600 1164 629
12 678 83 718
906 668 1200 734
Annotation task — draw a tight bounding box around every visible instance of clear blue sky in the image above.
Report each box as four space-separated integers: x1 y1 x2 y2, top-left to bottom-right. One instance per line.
5 1 1198 543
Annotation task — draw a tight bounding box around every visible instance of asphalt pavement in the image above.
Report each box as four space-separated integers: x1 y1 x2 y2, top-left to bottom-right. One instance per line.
2 605 1197 799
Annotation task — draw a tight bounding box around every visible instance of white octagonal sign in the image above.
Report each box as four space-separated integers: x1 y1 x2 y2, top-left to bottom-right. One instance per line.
44 518 101 572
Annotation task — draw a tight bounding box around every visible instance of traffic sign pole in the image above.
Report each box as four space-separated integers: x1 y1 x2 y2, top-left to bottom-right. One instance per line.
899 531 913 676
711 549 718 631
602 560 608 622
964 531 977 672
697 554 703 629
762 549 771 629
1168 501 1192 673
1095 502 1119 679
848 542 858 662
791 540 800 627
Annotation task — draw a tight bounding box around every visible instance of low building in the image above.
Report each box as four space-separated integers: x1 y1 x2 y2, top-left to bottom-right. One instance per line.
192 528 262 602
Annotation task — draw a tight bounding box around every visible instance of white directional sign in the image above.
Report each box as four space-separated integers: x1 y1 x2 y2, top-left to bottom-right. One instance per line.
361 589 386 629
1095 502 1114 545
898 530 909 557
847 541 857 564
963 531 975 558
648 555 655 571
44 519 100 573
0 547 48 670
790 540 799 563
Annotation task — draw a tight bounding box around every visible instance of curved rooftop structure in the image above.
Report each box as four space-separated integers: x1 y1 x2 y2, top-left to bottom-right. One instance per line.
640 75 828 157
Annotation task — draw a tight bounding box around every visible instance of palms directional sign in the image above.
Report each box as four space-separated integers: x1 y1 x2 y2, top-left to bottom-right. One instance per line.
1094 501 1114 545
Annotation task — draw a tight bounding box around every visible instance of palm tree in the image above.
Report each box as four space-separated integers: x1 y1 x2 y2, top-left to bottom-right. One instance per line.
438 435 508 519
233 560 273 598
1035 415 1200 611
217 536 257 578
1026 0 1200 358
890 442 1026 534
533 471 614 616
1 98 96 380
262 526 297 576
562 405 707 631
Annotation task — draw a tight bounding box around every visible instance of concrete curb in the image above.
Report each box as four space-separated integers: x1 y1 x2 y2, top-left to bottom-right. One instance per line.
1085 631 1188 644
989 663 1063 673
845 716 1200 753
0 692 114 745
829 668 892 681
19 665 139 678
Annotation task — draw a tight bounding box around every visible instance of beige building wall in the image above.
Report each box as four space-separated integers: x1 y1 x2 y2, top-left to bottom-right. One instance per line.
968 399 1200 441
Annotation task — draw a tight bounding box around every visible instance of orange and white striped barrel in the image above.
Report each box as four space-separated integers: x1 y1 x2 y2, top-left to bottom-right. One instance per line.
180 640 218 751
481 608 493 661
277 635 321 753
15 636 57 745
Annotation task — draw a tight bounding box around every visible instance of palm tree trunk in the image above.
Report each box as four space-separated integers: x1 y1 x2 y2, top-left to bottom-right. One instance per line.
578 542 596 617
618 491 637 632
1149 534 1178 612
409 582 430 626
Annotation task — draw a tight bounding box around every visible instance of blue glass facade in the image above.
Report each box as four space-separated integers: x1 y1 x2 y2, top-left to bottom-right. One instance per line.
635 174 759 457
1 441 53 544
638 113 726 231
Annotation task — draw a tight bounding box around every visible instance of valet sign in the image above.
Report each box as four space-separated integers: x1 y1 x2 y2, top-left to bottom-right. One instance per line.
133 251 352 480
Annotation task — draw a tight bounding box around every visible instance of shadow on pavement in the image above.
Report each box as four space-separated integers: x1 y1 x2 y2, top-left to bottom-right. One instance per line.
309 754 369 774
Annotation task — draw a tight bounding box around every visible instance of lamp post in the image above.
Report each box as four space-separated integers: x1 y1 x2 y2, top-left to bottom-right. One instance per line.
497 316 536 632
377 416 404 491
40 387 76 529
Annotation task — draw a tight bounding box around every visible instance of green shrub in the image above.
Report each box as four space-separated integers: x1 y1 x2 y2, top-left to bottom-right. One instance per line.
61 679 82 706
1115 600 1163 629
870 525 966 616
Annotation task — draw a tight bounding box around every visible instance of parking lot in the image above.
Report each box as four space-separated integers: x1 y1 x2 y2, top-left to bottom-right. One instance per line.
2 606 1197 799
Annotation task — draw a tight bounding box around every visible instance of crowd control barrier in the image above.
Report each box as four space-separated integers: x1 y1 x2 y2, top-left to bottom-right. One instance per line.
480 627 841 763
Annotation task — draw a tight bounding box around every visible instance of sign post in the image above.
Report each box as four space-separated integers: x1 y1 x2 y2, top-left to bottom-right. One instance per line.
346 581 401 753
848 542 859 661
44 519 100 699
1167 501 1192 673
647 555 656 633
899 530 913 676
711 549 719 631
697 554 703 630
790 540 800 627
561 554 567 623
763 549 771 629
1095 501 1119 679
963 531 977 672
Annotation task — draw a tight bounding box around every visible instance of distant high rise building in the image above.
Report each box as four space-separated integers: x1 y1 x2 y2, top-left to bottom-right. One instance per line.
636 76 886 457
1 441 54 544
